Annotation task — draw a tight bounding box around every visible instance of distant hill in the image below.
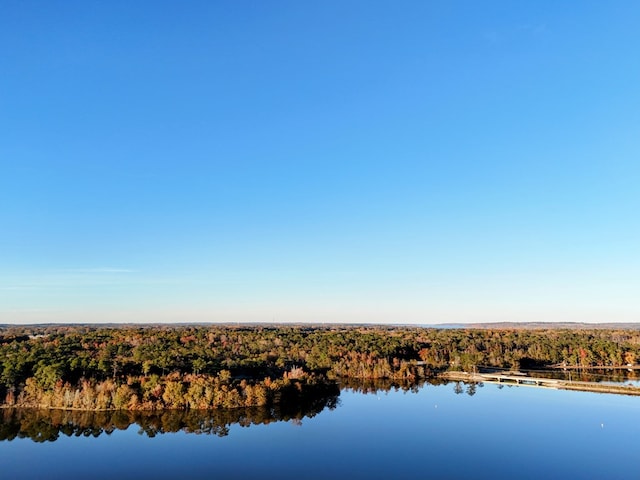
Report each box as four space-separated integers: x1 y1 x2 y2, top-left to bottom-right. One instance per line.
2 321 640 331
443 322 640 330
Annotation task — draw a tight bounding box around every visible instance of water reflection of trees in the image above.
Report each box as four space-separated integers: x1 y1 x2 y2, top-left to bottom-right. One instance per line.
482 367 639 384
543 369 638 384
0 392 339 443
341 377 486 399
339 377 452 395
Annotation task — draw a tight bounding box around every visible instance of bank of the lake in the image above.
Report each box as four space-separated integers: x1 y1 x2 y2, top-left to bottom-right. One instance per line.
441 370 640 396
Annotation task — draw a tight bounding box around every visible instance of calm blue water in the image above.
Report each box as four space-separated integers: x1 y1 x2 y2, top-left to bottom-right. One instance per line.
2 383 639 479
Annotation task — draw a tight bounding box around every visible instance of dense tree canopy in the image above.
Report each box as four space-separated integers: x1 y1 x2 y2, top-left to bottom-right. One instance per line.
1 324 638 410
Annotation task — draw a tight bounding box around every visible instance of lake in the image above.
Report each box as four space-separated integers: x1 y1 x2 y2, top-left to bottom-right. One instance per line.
2 381 639 479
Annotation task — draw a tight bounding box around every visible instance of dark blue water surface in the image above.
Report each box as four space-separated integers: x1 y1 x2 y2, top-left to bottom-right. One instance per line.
2 383 639 480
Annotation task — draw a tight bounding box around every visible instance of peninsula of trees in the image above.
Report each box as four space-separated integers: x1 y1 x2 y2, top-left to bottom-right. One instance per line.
1 324 638 411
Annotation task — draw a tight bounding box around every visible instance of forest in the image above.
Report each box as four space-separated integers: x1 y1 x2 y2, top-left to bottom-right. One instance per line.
1 324 639 411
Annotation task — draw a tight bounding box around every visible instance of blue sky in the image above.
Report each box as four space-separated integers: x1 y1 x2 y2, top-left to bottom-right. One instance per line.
2 1 639 324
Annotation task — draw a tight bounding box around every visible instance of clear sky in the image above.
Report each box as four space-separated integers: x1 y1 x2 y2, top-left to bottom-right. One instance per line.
2 1 639 324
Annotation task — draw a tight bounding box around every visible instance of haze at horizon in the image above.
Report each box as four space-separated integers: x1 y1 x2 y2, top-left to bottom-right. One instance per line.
2 1 639 324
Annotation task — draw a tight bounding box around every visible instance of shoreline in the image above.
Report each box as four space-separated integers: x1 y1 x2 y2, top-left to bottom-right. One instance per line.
440 371 640 396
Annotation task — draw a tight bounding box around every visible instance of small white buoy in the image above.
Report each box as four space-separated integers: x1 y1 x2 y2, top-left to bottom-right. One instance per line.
601 423 604 428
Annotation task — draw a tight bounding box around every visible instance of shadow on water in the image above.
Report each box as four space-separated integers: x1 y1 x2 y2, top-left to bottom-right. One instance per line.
0 391 340 443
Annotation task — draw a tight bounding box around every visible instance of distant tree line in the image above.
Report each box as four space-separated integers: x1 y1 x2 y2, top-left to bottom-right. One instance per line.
1 325 638 410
